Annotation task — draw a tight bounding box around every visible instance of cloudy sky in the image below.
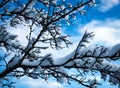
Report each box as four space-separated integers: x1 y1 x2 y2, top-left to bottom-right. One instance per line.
7 0 120 88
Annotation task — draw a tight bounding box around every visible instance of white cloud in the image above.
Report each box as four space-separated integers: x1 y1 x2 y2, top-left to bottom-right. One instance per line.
99 0 120 12
79 18 120 46
8 24 42 46
8 19 120 59
7 23 79 59
49 18 120 59
15 77 63 88
8 25 29 46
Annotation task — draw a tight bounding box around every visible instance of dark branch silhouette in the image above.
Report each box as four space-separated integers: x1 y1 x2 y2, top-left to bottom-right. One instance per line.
0 0 120 88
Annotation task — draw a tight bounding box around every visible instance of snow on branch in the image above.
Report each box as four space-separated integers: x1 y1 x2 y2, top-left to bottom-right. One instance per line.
0 26 22 52
1 0 120 88
20 31 120 87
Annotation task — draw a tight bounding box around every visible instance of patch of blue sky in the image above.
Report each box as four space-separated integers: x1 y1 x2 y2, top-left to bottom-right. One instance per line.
61 0 120 36
0 46 6 73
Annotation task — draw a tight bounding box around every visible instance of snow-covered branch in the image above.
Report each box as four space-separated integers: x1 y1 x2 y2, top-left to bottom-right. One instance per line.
20 32 120 87
1 0 120 88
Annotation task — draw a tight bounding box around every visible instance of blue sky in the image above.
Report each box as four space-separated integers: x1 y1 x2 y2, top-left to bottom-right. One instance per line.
1 0 120 88
63 0 120 36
